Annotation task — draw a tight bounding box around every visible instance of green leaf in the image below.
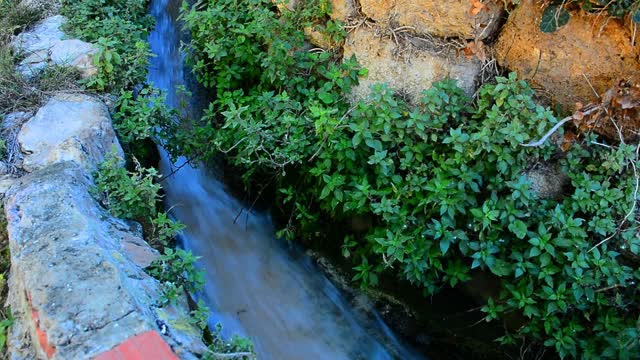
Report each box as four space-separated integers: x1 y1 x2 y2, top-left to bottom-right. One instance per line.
509 220 528 239
352 134 362 147
515 268 524 278
529 247 541 257
471 259 481 269
440 238 451 255
634 10 640 23
540 5 570 33
318 91 334 104
365 138 383 152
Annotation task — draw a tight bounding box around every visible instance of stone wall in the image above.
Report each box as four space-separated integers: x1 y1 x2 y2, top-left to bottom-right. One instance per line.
310 0 639 112
2 15 205 360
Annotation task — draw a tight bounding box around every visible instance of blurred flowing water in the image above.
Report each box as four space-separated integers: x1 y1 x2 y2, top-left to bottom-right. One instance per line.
147 0 424 358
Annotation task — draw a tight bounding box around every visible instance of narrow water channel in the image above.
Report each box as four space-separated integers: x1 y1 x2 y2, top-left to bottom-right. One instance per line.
148 0 424 358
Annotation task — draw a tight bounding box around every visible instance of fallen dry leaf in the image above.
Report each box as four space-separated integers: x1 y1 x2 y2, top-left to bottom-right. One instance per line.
469 0 484 16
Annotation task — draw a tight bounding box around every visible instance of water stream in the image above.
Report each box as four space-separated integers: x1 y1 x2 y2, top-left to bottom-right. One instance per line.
148 0 424 358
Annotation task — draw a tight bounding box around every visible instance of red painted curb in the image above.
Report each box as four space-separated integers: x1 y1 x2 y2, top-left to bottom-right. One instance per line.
93 330 179 360
26 292 56 359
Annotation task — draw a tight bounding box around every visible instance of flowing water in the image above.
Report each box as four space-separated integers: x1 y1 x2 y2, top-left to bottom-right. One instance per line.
148 0 424 358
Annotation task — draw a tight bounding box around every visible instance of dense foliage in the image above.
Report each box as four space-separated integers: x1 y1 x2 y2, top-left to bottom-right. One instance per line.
61 0 184 245
181 0 640 358
60 0 153 91
94 148 185 248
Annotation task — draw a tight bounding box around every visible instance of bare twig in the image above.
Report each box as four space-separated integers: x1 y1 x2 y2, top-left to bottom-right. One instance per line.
521 106 601 147
158 151 203 183
589 142 640 252
609 116 625 144
592 141 613 148
582 73 600 99
528 49 542 82
595 284 623 293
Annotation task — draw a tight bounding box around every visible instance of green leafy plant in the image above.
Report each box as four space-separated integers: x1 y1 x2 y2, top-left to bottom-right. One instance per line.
94 148 184 246
540 0 640 33
146 248 255 358
181 0 360 174
113 87 179 145
540 5 571 32
94 148 161 220
60 0 154 91
182 0 640 354
150 212 185 249
203 323 255 360
146 247 205 305
0 308 13 351
189 299 210 330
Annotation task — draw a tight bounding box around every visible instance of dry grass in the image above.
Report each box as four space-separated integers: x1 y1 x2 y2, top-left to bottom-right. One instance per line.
0 49 82 113
0 208 10 359
0 0 83 176
0 0 83 114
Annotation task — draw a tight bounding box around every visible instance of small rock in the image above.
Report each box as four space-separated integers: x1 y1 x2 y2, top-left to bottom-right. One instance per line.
16 58 48 78
11 15 65 54
12 15 99 79
50 39 98 78
0 174 17 197
16 49 49 78
343 27 480 100
17 93 124 172
0 162 9 176
526 164 568 200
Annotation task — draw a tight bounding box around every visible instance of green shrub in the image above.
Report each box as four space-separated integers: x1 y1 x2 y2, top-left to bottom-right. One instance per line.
203 324 255 360
94 148 183 247
113 87 179 144
146 249 255 357
94 148 161 220
146 247 205 304
60 0 153 91
181 0 361 172
181 0 640 357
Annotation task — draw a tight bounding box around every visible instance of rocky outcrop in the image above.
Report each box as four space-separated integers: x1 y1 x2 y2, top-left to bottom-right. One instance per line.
358 0 504 40
2 94 205 359
328 0 357 21
17 93 123 172
495 0 640 110
18 0 61 17
4 162 205 359
11 16 97 78
287 0 491 98
343 28 481 100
